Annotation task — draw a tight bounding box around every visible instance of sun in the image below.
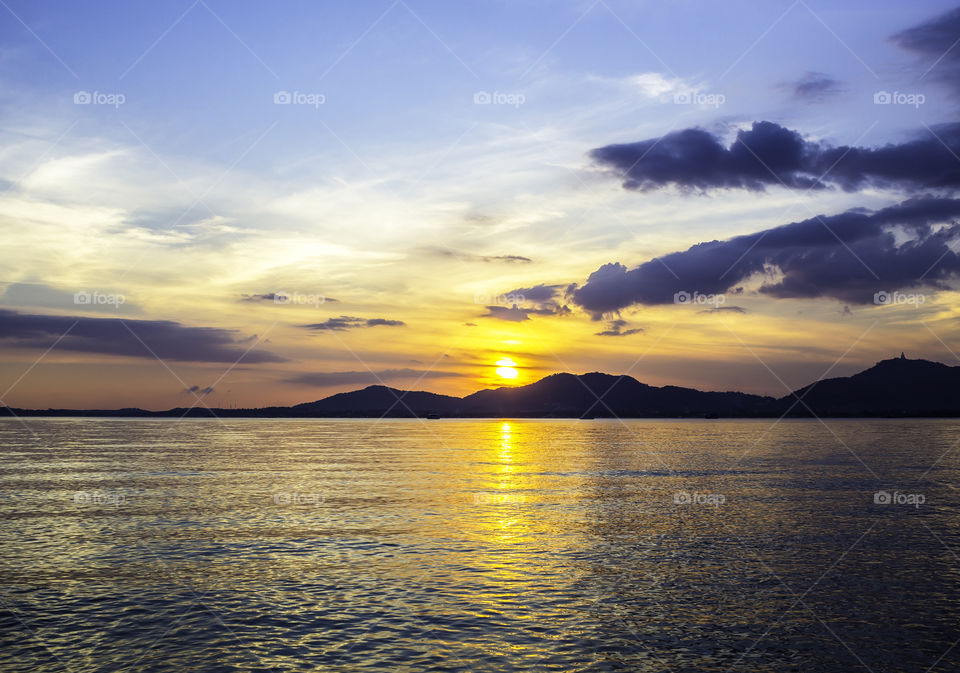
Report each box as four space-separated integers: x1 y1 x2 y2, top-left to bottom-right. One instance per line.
495 358 519 380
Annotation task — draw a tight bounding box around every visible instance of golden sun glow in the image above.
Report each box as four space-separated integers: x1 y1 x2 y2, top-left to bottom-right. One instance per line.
495 358 519 380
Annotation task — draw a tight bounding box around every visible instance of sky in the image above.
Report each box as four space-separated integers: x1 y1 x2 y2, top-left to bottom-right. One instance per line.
3 0 960 409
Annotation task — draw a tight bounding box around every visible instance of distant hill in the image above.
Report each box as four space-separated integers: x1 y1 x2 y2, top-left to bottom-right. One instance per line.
4 356 960 418
458 372 777 417
291 385 461 416
783 356 960 417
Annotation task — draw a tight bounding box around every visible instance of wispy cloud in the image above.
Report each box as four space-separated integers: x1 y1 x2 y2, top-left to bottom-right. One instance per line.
595 319 643 336
302 316 406 331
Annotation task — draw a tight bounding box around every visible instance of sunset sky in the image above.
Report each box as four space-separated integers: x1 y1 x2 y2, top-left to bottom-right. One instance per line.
3 0 960 409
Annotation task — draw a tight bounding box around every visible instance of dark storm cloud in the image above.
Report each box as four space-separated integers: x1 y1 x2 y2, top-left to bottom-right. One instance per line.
286 368 461 386
571 197 960 315
302 316 405 331
594 319 643 337
0 310 285 363
590 121 960 192
891 7 960 94
789 72 844 101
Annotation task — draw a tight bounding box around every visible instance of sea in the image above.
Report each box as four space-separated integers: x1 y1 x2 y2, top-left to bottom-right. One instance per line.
1 418 958 672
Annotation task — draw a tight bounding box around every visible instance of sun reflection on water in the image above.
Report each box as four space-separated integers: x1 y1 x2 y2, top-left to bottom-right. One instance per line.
483 420 532 546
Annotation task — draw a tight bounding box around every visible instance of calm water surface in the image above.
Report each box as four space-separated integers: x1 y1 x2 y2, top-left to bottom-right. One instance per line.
1 418 959 672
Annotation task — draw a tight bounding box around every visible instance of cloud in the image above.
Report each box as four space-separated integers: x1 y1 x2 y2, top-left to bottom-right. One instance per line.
242 292 338 303
892 7 960 95
482 305 536 322
506 283 564 303
1 282 142 314
481 302 570 322
302 316 406 331
183 385 215 396
0 310 285 363
427 248 532 263
788 72 844 101
625 72 687 99
590 121 960 193
480 283 572 322
571 196 960 315
595 319 643 336
699 306 748 314
286 368 461 386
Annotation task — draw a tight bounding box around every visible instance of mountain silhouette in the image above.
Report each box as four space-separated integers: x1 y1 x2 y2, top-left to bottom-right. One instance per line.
457 372 776 417
783 356 960 416
4 356 960 418
291 386 461 416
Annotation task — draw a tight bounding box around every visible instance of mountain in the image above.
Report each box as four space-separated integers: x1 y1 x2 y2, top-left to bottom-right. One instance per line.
3 356 960 418
781 356 960 417
290 385 461 416
459 372 777 417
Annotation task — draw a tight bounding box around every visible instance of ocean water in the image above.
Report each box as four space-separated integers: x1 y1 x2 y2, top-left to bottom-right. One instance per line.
0 418 958 672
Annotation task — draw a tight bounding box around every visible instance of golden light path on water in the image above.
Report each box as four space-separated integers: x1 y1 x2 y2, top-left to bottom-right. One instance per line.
490 422 526 544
